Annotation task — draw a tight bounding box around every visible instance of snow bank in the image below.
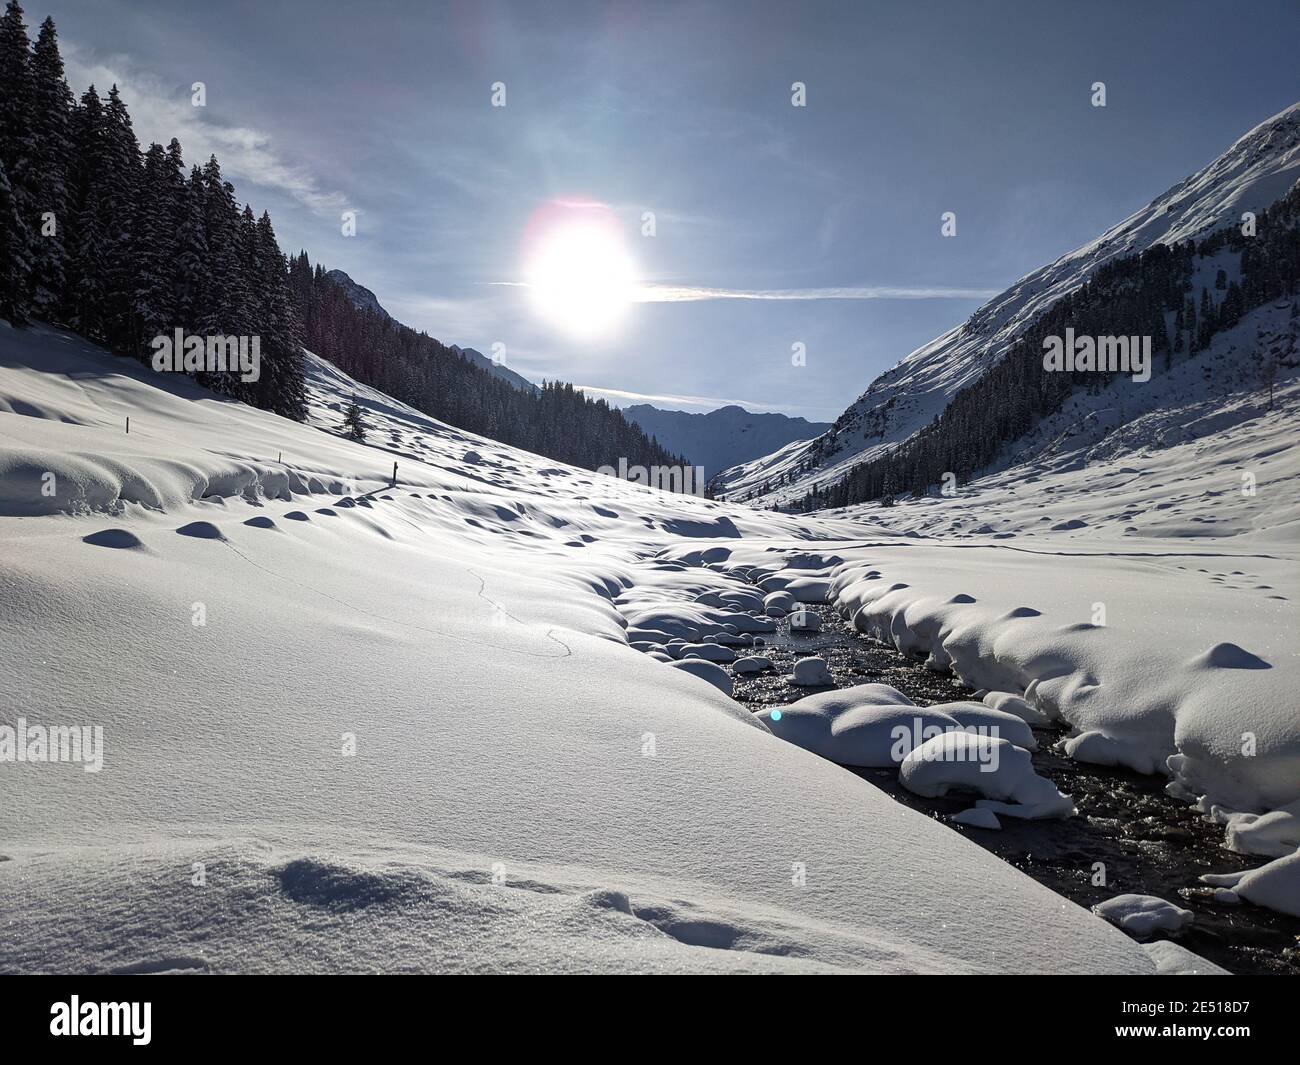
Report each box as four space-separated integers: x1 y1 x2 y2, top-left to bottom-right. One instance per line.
1200 851 1300 919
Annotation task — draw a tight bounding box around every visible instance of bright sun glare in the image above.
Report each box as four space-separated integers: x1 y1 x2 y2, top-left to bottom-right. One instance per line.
523 201 636 340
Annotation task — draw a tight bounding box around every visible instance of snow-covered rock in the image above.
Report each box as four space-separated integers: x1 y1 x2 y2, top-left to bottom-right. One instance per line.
758 686 973 769
790 657 833 687
789 608 823 632
763 590 796 617
951 807 1002 831
899 733 1074 819
929 701 1038 751
1093 894 1195 938
1200 851 1300 919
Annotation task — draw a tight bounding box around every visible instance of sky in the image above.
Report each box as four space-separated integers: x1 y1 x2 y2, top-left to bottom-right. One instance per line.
36 0 1300 419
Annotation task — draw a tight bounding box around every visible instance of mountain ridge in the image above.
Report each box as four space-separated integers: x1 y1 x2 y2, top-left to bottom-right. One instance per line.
621 402 830 482
715 102 1300 505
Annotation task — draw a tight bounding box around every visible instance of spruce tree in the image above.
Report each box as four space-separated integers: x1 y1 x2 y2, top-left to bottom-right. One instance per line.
0 0 35 322
67 85 110 337
28 15 73 318
0 155 32 322
342 397 366 441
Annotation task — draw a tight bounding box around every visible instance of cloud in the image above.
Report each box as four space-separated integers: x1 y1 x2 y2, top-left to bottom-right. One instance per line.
573 384 834 416
629 283 1002 302
63 42 347 216
490 281 999 302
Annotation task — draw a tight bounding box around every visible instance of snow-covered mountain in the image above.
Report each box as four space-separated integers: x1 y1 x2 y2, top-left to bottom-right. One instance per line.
324 268 539 394
716 102 1300 506
621 404 830 482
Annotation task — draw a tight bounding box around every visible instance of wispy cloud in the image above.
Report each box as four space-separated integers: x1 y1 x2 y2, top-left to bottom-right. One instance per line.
573 384 834 416
490 281 998 302
63 42 348 216
630 283 1002 302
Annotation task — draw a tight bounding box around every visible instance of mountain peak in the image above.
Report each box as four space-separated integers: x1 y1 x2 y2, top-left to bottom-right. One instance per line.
324 269 392 321
716 102 1300 505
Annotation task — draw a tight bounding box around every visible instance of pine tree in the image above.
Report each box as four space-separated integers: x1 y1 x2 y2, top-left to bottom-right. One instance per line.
341 396 366 441
251 210 305 418
67 85 110 337
0 0 35 322
0 155 32 322
27 15 73 317
173 162 209 327
131 142 175 348
100 84 141 351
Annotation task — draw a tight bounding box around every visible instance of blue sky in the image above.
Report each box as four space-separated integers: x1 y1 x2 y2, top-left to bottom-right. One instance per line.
40 0 1300 418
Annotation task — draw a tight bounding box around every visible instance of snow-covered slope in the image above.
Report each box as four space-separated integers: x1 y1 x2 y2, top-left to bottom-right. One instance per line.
0 321 1168 974
716 102 1300 506
622 403 831 482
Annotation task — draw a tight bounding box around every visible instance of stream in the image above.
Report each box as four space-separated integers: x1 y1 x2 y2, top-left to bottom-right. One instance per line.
719 597 1300 976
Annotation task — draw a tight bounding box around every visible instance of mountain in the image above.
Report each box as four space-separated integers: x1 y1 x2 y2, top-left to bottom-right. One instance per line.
715 102 1300 506
324 268 391 320
323 269 538 394
621 403 830 482
289 252 686 476
449 343 539 394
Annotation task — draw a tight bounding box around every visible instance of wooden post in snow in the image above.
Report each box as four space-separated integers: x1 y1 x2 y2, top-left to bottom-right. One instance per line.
126 416 130 434
391 461 398 487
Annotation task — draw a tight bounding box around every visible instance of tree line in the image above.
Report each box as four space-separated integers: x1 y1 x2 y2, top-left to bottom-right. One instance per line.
0 2 686 479
288 253 686 472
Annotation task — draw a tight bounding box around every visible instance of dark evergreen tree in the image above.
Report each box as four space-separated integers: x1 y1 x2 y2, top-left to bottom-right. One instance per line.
0 155 31 322
27 14 72 316
342 396 367 441
0 0 35 321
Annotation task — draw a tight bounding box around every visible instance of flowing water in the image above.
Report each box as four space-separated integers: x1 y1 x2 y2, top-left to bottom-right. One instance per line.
718 599 1300 976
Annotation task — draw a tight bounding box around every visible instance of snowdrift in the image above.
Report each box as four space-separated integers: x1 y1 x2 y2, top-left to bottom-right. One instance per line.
0 322 1160 974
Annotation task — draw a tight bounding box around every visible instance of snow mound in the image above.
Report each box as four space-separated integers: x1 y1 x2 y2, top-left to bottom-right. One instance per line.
1093 894 1195 939
1200 851 1300 918
758 687 973 769
899 733 1075 819
791 657 834 687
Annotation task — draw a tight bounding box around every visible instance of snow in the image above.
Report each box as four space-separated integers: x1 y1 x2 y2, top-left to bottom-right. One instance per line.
1200 851 1300 918
717 103 1300 508
932 701 1039 752
756 685 965 768
898 733 1075 819
1093 895 1195 938
791 656 834 687
1 322 1162 973
666 658 736 696
1142 941 1230 976
951 807 1002 831
1214 798 1300 858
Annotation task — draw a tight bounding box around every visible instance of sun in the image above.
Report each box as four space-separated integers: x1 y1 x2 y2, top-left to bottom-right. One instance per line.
522 200 636 340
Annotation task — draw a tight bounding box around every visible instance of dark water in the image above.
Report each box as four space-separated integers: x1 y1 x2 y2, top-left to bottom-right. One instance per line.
723 606 1300 976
